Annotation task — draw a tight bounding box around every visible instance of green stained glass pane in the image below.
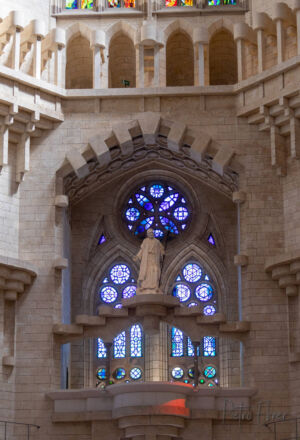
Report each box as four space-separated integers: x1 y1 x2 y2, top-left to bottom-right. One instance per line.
66 0 77 8
81 0 93 7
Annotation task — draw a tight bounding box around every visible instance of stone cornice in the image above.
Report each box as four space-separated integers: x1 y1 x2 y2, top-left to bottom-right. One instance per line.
0 255 37 300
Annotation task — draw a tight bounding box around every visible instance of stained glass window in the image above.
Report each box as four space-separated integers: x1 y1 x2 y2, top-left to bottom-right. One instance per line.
172 367 184 379
171 327 184 357
204 366 216 378
208 0 236 5
96 367 106 380
66 0 93 8
130 367 142 380
113 367 126 380
165 0 193 5
98 234 106 245
208 234 216 246
172 262 217 314
114 331 126 358
124 182 191 240
130 324 142 357
98 263 136 306
203 336 216 357
97 338 107 358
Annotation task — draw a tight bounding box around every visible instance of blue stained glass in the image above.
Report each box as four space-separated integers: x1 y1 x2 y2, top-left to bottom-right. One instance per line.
130 367 142 380
173 283 191 302
66 0 77 8
195 283 213 302
159 193 179 211
205 275 210 281
150 184 164 198
103 277 108 283
97 338 107 358
141 217 154 230
203 305 216 316
122 285 136 299
204 366 216 378
114 303 122 309
124 182 190 239
130 324 142 357
183 263 202 283
208 234 216 246
208 382 215 387
136 194 153 211
188 302 198 307
208 0 220 4
98 234 106 245
110 264 130 284
96 367 106 380
187 337 194 357
160 217 178 234
153 229 164 238
171 327 184 357
174 207 189 221
114 331 126 358
172 367 184 379
126 208 140 221
100 286 118 303
176 275 181 281
114 368 126 380
188 367 195 378
203 337 216 357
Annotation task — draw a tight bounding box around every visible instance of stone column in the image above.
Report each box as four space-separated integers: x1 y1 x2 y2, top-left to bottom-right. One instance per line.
257 28 265 73
275 18 284 64
197 42 205 86
145 322 168 381
236 38 244 82
54 45 65 87
33 37 42 80
137 45 144 88
91 30 106 89
12 28 21 70
153 45 160 86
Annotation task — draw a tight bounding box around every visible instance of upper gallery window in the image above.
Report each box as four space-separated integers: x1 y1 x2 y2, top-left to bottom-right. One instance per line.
208 0 237 5
123 182 191 240
66 0 93 8
98 263 136 308
166 0 193 6
107 0 135 7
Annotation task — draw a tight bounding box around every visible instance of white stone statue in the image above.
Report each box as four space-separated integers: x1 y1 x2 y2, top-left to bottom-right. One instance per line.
133 228 165 294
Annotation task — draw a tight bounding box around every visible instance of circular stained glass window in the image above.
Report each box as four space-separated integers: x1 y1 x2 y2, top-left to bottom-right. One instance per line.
113 368 126 380
204 366 216 379
172 367 184 380
130 367 142 380
173 284 191 302
188 367 195 379
195 283 213 302
99 264 136 305
100 286 118 303
110 264 130 284
96 367 106 380
123 182 191 239
183 264 202 283
122 285 137 299
203 305 216 316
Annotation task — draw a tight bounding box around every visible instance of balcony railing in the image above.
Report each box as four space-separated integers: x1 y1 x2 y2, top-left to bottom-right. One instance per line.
0 421 40 440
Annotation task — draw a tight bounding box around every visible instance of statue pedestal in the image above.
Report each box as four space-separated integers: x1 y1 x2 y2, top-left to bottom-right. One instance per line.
122 294 180 334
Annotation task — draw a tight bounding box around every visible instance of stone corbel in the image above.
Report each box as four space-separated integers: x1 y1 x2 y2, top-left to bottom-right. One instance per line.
265 251 300 296
0 255 37 367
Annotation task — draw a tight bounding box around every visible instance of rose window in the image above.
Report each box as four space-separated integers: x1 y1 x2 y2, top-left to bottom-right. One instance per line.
123 182 191 239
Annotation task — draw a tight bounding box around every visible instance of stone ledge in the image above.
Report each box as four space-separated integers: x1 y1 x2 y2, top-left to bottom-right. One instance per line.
75 315 106 326
52 324 83 336
265 251 300 296
0 255 37 296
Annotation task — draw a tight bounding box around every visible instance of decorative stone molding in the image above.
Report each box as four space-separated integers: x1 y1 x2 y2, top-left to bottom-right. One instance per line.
232 191 246 204
265 251 300 297
53 257 68 270
55 195 69 208
234 254 249 267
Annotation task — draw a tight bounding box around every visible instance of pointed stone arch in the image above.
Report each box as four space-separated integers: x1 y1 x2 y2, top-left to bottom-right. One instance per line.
163 18 194 44
106 20 138 47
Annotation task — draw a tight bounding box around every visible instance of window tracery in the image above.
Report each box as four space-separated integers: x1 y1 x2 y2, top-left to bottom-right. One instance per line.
98 263 136 308
172 262 217 313
123 182 191 240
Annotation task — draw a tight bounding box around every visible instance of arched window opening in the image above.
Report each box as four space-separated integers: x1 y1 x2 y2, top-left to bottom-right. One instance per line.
98 263 136 309
169 326 218 387
209 29 237 85
166 0 193 6
166 31 194 87
109 34 136 88
96 324 144 385
172 262 217 314
66 35 93 89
